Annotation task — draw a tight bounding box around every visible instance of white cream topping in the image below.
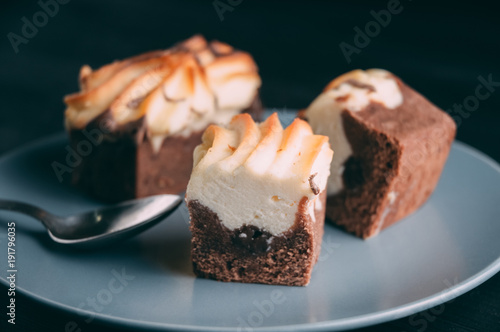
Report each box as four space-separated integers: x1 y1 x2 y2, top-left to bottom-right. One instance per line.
64 35 261 153
186 113 333 236
305 69 403 194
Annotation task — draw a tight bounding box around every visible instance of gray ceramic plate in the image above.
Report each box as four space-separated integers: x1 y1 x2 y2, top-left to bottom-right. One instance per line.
1 128 500 331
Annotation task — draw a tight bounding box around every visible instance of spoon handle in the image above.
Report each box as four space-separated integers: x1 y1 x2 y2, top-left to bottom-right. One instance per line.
0 199 58 229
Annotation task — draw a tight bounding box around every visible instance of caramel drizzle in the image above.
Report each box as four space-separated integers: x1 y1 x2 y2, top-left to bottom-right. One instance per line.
344 79 376 92
308 173 320 195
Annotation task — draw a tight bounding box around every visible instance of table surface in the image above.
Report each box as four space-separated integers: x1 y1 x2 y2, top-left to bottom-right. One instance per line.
1 1 499 331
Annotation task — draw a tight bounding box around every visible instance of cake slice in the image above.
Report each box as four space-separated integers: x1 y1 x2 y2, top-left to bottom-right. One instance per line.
186 113 333 286
302 69 456 239
64 35 262 202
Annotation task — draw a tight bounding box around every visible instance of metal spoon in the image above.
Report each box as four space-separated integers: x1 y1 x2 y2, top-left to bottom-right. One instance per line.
0 195 182 248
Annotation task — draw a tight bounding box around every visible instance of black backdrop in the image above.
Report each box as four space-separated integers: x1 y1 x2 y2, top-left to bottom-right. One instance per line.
1 1 499 331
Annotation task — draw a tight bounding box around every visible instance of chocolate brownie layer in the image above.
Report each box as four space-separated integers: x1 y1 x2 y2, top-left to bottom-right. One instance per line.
70 97 262 202
69 113 140 202
189 191 326 286
136 130 205 197
326 78 456 238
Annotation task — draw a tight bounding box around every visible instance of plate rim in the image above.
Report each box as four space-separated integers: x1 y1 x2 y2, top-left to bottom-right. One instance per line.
1 135 500 332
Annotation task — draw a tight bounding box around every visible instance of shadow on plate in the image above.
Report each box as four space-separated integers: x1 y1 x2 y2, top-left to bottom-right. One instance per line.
137 230 194 277
3 135 102 205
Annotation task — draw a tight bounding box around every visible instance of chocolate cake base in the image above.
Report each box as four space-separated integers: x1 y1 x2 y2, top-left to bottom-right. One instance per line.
69 116 139 202
188 191 326 286
69 97 263 202
70 124 204 202
136 131 205 197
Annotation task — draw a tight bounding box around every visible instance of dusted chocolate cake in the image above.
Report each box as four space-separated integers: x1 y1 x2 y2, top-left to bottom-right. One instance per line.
186 113 333 286
64 35 262 202
302 69 456 239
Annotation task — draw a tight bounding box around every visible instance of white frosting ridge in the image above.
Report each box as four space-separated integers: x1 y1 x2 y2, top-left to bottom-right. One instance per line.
64 35 261 152
186 113 333 236
305 69 403 195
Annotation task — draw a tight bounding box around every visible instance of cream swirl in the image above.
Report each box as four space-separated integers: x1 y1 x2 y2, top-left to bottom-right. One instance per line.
64 35 261 152
187 113 333 235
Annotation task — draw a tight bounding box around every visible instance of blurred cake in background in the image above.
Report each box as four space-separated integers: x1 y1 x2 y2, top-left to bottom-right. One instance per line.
64 35 262 202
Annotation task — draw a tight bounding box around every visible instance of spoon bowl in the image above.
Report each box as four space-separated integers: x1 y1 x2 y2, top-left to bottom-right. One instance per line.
0 194 183 248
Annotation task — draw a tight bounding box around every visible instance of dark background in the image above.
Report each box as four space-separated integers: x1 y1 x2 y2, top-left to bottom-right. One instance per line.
1 0 499 331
